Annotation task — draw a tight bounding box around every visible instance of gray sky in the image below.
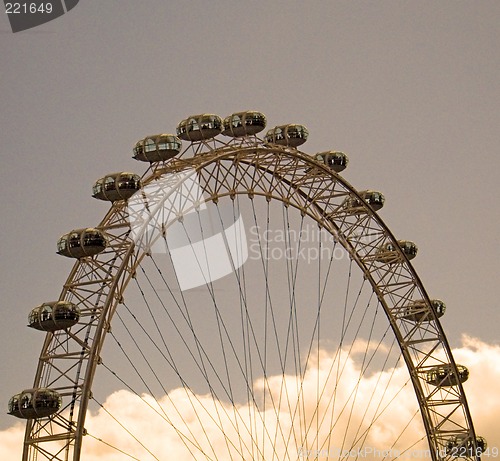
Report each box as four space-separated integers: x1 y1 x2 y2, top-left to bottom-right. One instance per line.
0 0 499 441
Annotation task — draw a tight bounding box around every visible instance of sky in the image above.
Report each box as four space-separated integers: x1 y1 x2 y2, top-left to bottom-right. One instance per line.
1 0 499 458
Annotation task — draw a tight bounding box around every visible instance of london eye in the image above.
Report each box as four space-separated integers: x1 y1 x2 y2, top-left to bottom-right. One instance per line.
8 111 485 461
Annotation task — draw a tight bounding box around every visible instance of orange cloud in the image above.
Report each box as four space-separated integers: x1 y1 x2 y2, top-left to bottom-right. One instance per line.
2 336 498 460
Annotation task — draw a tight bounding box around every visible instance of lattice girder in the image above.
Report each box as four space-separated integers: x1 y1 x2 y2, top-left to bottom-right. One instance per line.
23 138 478 461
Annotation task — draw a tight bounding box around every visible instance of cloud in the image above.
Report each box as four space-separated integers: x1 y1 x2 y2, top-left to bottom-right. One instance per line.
2 336 498 460
0 423 24 459
448 336 500 448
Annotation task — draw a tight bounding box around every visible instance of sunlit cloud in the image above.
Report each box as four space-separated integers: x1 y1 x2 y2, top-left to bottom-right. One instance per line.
0 423 24 459
2 336 498 460
448 336 500 447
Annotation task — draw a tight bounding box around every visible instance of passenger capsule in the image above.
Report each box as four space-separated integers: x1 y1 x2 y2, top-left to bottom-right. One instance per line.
425 364 469 387
8 388 62 419
375 240 418 263
176 114 223 141
342 190 385 213
92 172 141 202
133 134 182 162
221 111 267 137
28 301 80 332
314 151 349 173
446 435 487 457
264 124 309 147
402 299 446 322
57 228 107 259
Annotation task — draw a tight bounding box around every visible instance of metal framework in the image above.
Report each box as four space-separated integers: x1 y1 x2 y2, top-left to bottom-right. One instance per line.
22 133 479 461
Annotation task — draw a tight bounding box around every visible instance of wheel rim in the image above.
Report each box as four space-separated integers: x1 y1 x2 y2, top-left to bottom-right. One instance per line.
21 129 479 461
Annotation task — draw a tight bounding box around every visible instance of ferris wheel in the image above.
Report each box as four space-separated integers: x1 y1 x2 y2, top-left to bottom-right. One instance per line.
8 111 485 461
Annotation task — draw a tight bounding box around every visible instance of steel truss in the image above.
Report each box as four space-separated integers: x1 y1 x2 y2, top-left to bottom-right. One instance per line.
23 135 479 461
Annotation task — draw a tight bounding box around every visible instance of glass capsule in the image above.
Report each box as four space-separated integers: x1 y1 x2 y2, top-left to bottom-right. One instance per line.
222 111 267 137
57 228 107 259
264 124 309 147
8 388 62 419
176 114 223 141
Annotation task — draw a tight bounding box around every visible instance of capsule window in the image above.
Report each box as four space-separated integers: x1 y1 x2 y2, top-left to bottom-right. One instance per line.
157 136 180 151
144 138 156 152
57 239 67 252
35 390 59 409
133 142 143 156
433 300 446 316
21 393 32 409
231 115 242 128
248 113 263 125
68 233 81 248
54 305 72 321
8 396 19 413
104 176 115 191
83 231 101 246
206 115 220 129
28 310 37 325
92 179 103 196
188 118 199 130
40 305 52 322
404 242 417 252
117 175 138 190
289 126 303 139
